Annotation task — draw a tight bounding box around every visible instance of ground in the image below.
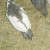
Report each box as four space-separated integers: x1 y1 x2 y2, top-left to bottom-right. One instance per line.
0 0 50 50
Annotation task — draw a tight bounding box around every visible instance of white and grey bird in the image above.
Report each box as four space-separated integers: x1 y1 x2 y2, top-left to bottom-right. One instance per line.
6 0 33 39
31 0 48 16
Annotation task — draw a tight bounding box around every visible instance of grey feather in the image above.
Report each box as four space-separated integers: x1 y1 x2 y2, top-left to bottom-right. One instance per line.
31 0 48 16
7 1 22 20
22 29 33 39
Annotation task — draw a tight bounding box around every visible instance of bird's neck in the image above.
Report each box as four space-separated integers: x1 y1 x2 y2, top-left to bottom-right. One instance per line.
7 0 16 3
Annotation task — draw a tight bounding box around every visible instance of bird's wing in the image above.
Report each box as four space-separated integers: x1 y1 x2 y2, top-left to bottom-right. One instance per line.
19 7 31 29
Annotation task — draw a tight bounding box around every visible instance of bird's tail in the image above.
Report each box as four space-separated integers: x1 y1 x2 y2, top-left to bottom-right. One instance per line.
22 29 33 39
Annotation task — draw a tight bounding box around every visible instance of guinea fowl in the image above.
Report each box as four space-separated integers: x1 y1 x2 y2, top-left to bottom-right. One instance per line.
6 0 33 39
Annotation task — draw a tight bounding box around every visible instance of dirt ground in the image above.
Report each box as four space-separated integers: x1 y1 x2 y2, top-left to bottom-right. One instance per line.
0 0 50 50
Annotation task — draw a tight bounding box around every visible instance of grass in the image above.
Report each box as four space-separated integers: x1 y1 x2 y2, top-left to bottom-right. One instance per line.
0 0 50 50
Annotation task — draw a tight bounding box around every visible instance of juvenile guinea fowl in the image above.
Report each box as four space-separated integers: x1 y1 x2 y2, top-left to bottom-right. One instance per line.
6 0 33 39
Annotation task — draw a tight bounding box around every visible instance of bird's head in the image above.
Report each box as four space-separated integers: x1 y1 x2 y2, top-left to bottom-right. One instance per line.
7 0 16 3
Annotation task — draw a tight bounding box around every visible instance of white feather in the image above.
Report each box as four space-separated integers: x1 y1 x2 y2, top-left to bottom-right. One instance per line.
47 0 50 5
6 14 27 32
6 1 31 33
20 8 31 29
6 0 10 9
